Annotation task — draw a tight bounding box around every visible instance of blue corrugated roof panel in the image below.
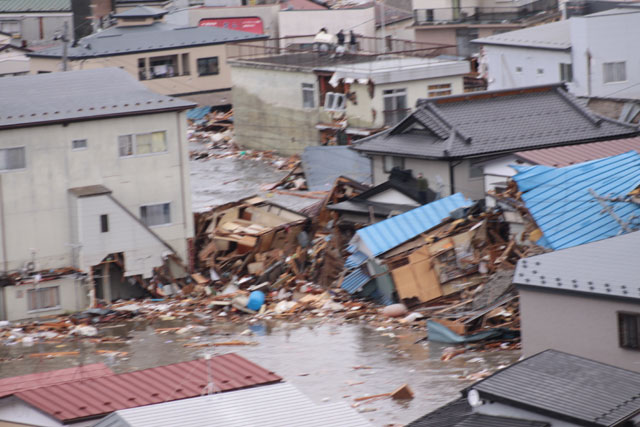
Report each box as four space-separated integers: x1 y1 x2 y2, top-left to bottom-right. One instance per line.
355 193 472 256
341 268 371 294
513 151 640 250
345 251 368 269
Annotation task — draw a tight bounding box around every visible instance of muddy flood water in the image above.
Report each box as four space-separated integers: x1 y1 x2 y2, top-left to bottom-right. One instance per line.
0 319 520 426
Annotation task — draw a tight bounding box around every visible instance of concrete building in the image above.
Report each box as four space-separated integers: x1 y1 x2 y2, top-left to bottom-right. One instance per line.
0 0 72 45
351 84 638 200
514 230 640 372
230 40 467 155
0 68 195 320
278 6 377 42
475 8 640 100
0 32 30 77
28 6 266 106
411 0 559 57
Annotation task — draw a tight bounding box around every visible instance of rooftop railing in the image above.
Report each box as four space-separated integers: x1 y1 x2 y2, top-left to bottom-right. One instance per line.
413 0 557 25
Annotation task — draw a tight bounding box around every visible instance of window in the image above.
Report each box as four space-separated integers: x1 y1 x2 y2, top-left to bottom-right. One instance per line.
604 61 626 83
619 312 640 350
149 55 178 79
428 83 452 98
0 147 25 171
302 83 315 108
197 57 219 76
138 58 147 80
27 287 60 311
515 66 523 73
141 203 171 227
559 63 573 82
426 9 434 21
469 161 484 178
100 214 109 233
0 20 20 36
383 89 408 126
324 92 346 111
72 139 87 150
536 68 544 75
383 156 405 172
118 131 167 157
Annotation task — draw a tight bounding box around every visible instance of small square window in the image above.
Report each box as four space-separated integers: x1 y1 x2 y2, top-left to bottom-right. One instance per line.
604 61 626 83
383 156 404 173
302 83 315 109
140 203 171 227
100 214 109 233
324 92 346 111
197 57 219 76
536 68 544 75
619 312 640 350
0 147 26 171
515 66 522 73
72 139 87 150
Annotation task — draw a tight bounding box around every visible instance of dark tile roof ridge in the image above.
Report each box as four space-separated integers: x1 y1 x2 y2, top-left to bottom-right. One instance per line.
412 109 450 140
425 101 473 144
554 86 603 127
416 83 565 106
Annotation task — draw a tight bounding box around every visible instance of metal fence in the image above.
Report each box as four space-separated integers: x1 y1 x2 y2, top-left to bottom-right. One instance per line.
414 0 557 24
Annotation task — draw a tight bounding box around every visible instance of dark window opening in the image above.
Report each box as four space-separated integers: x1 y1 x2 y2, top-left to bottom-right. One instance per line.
100 214 109 233
619 312 640 350
197 57 219 76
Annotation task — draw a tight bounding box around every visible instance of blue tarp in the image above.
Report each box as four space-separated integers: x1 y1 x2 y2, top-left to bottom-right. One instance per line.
354 193 473 257
186 106 212 121
513 151 640 250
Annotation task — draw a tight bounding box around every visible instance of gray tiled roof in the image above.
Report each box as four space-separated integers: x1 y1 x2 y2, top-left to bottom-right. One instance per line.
112 5 167 18
352 85 639 159
473 20 571 50
407 397 550 427
0 0 70 13
0 68 195 129
514 230 640 301
469 350 640 426
29 22 265 59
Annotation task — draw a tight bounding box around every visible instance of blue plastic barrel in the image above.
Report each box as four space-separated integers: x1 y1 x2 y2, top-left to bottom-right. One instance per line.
247 291 265 311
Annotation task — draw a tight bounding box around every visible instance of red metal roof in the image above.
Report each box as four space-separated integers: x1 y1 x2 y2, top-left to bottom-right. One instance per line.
0 363 113 398
13 353 281 423
516 137 640 167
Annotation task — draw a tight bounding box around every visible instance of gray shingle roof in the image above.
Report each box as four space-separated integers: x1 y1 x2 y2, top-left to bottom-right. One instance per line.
514 230 640 301
0 0 70 13
468 350 640 426
352 85 639 159
112 5 167 18
0 68 195 129
28 22 265 59
473 20 571 50
407 397 550 427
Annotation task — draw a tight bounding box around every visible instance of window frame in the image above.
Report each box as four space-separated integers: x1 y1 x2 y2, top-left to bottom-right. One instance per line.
118 131 167 158
324 92 346 111
302 83 315 109
469 161 484 179
428 83 452 98
27 286 61 312
100 214 109 233
72 139 88 151
197 56 220 76
559 63 573 82
603 61 626 84
140 202 172 227
618 311 640 351
383 156 405 173
382 88 409 126
0 146 26 172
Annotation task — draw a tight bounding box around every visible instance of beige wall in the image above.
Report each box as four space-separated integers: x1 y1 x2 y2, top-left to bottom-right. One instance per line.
519 287 640 372
0 111 193 273
279 8 377 41
29 43 232 98
3 276 89 321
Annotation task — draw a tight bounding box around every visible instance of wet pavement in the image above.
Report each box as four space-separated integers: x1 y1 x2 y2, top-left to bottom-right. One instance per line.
0 319 520 426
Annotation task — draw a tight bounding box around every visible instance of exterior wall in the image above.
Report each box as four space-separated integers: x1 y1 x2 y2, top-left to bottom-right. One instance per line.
371 155 452 195
483 45 571 90
0 13 72 44
29 43 232 98
348 74 465 128
375 20 415 41
519 287 640 372
2 276 88 321
367 189 419 205
452 158 488 200
279 8 376 41
0 111 193 273
232 65 322 154
570 11 640 100
414 25 520 56
0 48 29 77
0 397 63 427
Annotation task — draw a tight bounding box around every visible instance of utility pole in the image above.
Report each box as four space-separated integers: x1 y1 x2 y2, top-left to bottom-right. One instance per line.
379 0 386 53
62 21 69 71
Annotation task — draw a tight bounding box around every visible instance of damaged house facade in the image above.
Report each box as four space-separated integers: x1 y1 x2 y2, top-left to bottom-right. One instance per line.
0 68 195 320
351 83 639 200
229 37 469 155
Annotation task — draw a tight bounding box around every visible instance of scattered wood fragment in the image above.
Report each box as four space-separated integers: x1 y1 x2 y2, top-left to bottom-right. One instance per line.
28 351 79 358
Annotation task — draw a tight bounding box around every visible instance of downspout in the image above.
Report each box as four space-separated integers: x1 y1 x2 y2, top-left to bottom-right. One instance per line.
175 111 190 265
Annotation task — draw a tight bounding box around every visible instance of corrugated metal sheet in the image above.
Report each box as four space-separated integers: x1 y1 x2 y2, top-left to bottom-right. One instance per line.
0 364 113 398
516 136 640 167
94 382 372 427
513 151 640 250
341 267 371 294
15 353 281 423
514 230 640 300
345 251 368 269
0 0 71 12
355 193 472 256
301 146 372 191
470 350 640 427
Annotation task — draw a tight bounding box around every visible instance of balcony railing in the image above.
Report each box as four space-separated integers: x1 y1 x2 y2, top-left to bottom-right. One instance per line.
414 0 557 25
